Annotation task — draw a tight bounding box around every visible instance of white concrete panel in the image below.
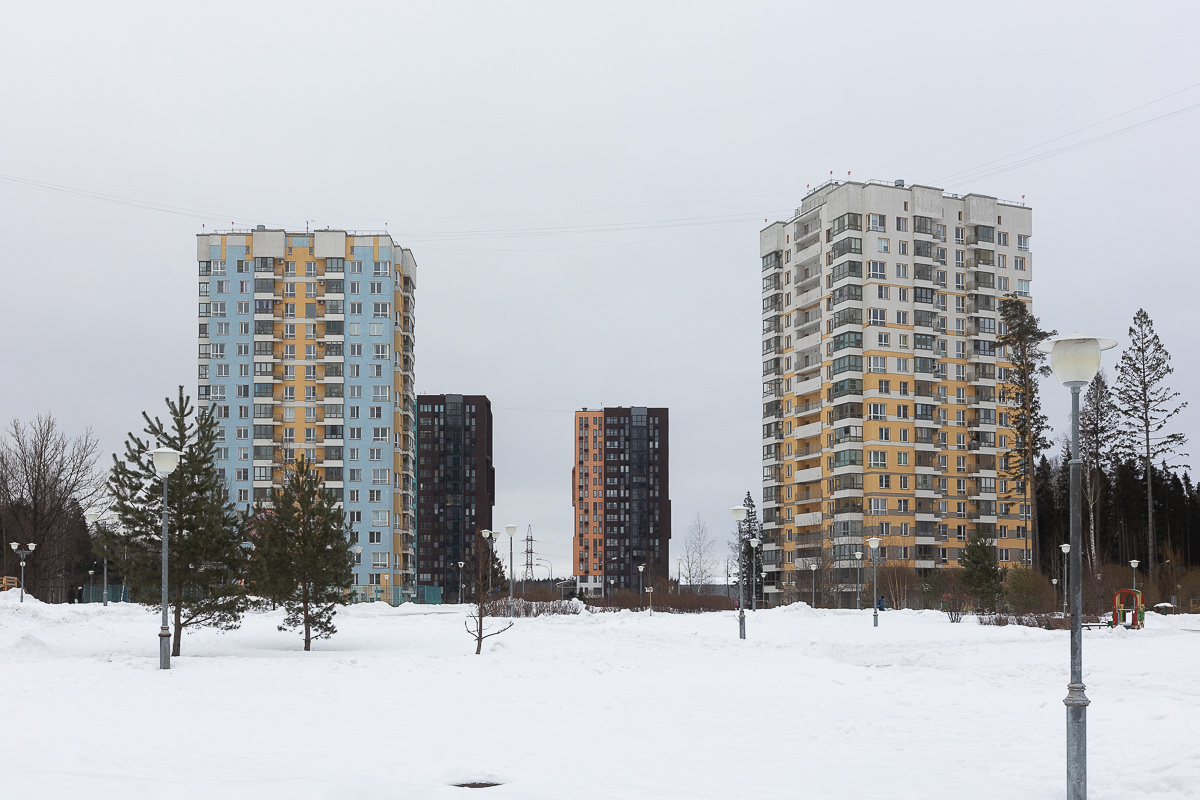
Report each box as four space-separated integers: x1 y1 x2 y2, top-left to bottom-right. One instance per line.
912 186 943 218
196 234 218 262
314 230 347 259
252 229 286 258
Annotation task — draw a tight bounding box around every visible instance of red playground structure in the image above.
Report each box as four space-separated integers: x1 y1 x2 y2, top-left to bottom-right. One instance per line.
1110 589 1145 629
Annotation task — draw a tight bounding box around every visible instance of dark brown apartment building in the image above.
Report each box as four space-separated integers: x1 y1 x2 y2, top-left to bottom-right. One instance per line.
416 394 494 602
572 406 670 596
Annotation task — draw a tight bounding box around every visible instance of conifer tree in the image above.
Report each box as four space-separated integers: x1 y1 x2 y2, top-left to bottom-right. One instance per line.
250 456 353 651
1114 309 1189 588
961 530 1005 611
105 387 247 656
998 295 1055 572
1079 370 1120 572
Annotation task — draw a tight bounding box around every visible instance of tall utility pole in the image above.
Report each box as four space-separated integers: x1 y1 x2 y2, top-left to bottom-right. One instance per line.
522 524 536 591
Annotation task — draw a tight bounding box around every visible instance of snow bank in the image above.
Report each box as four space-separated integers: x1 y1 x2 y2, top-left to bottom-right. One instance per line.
1 601 1196 799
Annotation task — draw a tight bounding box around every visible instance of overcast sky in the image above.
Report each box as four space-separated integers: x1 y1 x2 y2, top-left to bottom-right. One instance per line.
3 2 1198 578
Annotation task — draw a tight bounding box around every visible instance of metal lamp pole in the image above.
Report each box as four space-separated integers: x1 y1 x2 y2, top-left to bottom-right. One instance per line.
867 536 881 627
9 542 36 602
1061 543 1071 615
1052 578 1059 612
1039 333 1117 800
854 551 863 610
809 562 818 607
505 524 517 613
457 560 465 604
731 506 747 639
150 446 182 670
637 563 645 608
749 537 760 611
1129 559 1138 592
86 512 110 607
675 556 682 593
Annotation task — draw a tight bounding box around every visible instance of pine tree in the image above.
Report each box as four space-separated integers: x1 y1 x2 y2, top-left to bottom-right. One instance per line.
998 295 1055 573
1114 309 1189 589
1080 370 1120 572
729 492 764 606
105 387 247 655
250 456 354 651
961 530 1005 610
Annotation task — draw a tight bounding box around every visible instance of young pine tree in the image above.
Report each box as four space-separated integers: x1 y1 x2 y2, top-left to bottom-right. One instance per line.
105 387 247 656
1114 309 1189 589
961 530 1005 611
998 295 1055 573
251 457 353 651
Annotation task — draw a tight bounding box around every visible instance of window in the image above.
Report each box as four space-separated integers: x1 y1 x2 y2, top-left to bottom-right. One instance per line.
1017 280 1031 297
879 427 891 442
877 285 889 300
877 238 889 253
372 426 389 442
371 551 390 569
373 261 390 277
894 263 908 278
868 356 887 373
868 308 886 326
369 281 383 294
371 510 390 527
895 217 908 232
895 311 908 325
373 344 390 359
878 380 891 394
869 497 888 514
877 332 890 347
372 302 390 318
868 403 886 420
868 451 888 469
371 468 389 485
1014 256 1026 271
868 214 886 232
1017 235 1030 252
369 447 382 461
997 232 1008 246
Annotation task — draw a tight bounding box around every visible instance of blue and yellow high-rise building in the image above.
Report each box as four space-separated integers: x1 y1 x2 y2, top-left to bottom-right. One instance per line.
196 227 417 599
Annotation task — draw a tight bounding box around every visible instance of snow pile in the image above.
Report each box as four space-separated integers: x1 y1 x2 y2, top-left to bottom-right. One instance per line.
1 601 1196 799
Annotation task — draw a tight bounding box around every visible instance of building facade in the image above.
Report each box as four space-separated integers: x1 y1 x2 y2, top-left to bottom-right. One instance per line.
196 227 417 598
759 181 1033 606
415 394 495 602
572 407 670 596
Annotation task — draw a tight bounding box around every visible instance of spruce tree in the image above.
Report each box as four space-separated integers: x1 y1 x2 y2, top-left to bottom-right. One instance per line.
105 387 247 656
1080 370 1120 572
250 456 353 651
998 295 1055 573
961 530 1004 611
1114 309 1189 589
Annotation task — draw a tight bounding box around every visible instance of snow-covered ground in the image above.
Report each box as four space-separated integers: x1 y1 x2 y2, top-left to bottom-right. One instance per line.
2 591 1197 799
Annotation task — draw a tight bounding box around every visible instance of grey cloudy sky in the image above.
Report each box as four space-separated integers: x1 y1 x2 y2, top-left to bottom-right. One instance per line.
3 2 1198 578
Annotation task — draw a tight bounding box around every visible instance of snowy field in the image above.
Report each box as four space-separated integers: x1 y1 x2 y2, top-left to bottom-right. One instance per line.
2 592 1197 800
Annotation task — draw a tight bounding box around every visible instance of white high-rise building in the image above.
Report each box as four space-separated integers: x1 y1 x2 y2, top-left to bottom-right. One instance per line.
758 180 1033 607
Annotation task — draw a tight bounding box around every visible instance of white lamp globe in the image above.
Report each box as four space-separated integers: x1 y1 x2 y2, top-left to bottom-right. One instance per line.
867 537 881 550
1036 334 1117 387
505 524 517 536
150 446 182 477
731 506 747 522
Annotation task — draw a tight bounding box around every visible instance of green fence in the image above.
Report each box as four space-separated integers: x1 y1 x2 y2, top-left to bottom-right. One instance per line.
347 585 441 606
81 585 129 603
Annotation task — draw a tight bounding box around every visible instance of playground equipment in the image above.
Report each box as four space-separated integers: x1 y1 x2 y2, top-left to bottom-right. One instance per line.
1109 589 1145 629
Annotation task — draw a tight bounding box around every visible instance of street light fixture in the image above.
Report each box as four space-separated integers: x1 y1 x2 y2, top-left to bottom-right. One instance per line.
150 445 182 670
867 537 881 627
731 505 748 640
1038 332 1116 800
457 560 465 604
854 551 863 610
1060 543 1071 615
608 577 615 598
1129 559 1139 592
8 542 36 603
637 563 645 599
808 562 818 607
645 586 654 616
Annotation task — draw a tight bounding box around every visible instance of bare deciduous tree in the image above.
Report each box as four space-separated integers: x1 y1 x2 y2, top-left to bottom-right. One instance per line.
466 530 512 654
0 415 104 601
681 511 715 591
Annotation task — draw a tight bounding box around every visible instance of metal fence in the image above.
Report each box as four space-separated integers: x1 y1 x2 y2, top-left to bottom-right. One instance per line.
347 585 441 606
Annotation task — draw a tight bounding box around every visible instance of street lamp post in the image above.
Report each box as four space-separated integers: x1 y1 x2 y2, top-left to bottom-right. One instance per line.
504 524 517 617
731 506 748 639
675 556 682 593
645 586 654 616
1130 559 1139 592
637 563 645 605
608 577 614 598
480 530 499 596
808 562 818 607
854 551 863 610
150 446 182 670
749 536 760 611
88 569 95 603
867 536 881 627
8 542 37 603
1052 577 1059 612
1061 543 1071 615
86 511 110 607
457 560 465 604
1038 332 1117 800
